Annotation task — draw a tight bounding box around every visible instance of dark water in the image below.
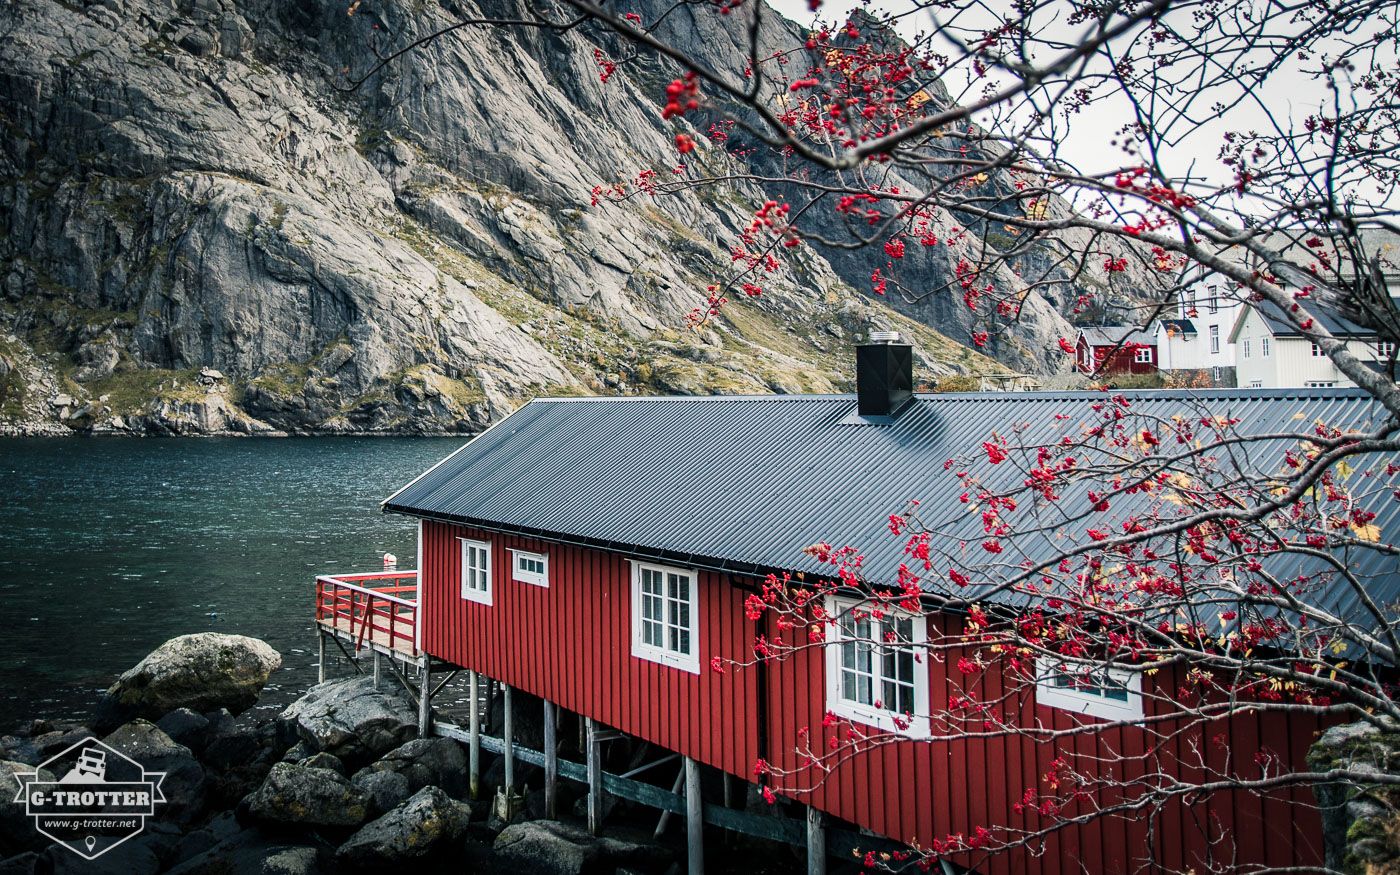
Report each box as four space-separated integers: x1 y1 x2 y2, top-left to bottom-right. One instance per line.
0 436 467 730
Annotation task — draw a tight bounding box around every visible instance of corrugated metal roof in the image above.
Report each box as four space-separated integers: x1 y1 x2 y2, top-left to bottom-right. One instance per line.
383 390 1400 627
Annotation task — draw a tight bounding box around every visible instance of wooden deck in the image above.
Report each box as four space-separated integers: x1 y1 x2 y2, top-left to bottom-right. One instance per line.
315 571 420 663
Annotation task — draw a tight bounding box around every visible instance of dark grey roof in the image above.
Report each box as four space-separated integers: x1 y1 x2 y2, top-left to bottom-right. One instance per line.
1251 301 1377 338
1078 326 1154 347
1158 318 1197 335
384 391 1400 631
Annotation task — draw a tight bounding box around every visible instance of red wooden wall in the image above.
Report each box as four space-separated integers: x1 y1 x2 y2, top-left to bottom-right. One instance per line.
418 520 1325 874
1077 339 1158 376
419 520 759 778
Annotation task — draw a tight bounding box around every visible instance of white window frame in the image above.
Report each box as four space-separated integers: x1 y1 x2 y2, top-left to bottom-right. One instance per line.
1312 342 1325 357
511 549 549 587
825 596 930 737
1035 657 1143 722
630 561 700 674
1209 325 1220 354
1261 336 1270 357
1378 340 1396 359
1304 380 1337 388
459 537 492 606
1134 347 1152 363
1250 380 1263 388
1242 338 1250 359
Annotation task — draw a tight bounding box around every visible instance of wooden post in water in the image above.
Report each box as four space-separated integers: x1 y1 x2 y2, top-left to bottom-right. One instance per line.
503 684 515 792
417 660 431 737
316 629 326 684
807 805 827 875
586 717 603 836
543 699 558 819
685 756 703 875
468 670 481 799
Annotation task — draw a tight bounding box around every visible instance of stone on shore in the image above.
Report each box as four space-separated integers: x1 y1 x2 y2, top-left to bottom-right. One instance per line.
493 821 673 875
334 786 470 868
94 634 281 733
1 761 55 857
352 737 467 799
277 677 417 767
247 762 370 827
103 721 208 825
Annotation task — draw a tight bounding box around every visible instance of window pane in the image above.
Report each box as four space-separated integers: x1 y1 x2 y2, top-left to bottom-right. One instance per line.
678 629 690 654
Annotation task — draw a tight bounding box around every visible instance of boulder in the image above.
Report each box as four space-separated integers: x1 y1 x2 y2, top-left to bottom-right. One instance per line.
156 708 212 754
103 721 207 825
247 762 370 827
354 737 466 798
298 752 346 775
334 786 470 868
94 634 281 732
351 769 412 818
277 677 417 767
492 821 673 875
0 761 55 856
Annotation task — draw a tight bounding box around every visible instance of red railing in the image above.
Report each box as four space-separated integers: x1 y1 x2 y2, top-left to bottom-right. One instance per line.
315 571 419 656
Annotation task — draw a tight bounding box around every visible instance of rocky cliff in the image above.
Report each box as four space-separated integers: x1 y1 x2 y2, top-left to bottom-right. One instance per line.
0 0 1097 436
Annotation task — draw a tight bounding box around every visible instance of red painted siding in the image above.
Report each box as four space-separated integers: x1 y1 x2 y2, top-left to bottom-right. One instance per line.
420 520 759 778
418 521 1323 873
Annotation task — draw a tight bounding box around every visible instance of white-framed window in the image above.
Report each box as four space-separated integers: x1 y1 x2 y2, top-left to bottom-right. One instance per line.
1209 325 1220 354
1242 338 1251 359
1304 380 1337 388
1208 293 1219 314
1134 347 1152 363
631 561 699 673
825 597 930 736
1035 657 1143 722
1378 340 1396 359
511 549 549 587
1250 380 1263 388
1261 337 1270 357
1312 342 1325 357
459 538 492 606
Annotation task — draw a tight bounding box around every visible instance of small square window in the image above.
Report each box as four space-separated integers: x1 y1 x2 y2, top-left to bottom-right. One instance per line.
460 538 492 606
511 550 549 587
1312 343 1325 357
1378 340 1396 359
1134 347 1152 363
1035 658 1143 721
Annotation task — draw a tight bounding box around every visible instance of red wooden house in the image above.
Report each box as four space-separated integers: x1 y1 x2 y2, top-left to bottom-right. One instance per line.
352 338 1392 874
1075 326 1158 375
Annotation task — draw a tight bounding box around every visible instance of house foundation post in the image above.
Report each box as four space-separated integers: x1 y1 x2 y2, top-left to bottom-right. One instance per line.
316 629 326 684
417 660 431 737
503 684 515 792
543 698 558 819
372 651 381 690
685 756 703 875
468 670 481 799
587 717 604 836
807 805 826 875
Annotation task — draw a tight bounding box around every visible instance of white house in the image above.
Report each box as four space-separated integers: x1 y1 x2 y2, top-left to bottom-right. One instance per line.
1152 279 1243 380
1230 303 1395 389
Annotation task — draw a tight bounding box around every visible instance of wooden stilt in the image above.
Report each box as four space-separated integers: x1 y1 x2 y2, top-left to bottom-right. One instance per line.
316 629 326 684
653 766 685 839
685 756 703 875
372 651 381 690
503 684 515 792
417 660 431 737
807 805 827 875
587 717 604 836
543 699 558 820
468 670 481 799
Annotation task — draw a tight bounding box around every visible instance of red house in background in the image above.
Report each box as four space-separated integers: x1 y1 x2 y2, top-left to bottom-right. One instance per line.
1075 326 1158 375
353 338 1386 874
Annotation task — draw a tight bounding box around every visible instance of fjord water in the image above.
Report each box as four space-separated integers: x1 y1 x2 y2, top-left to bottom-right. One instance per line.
0 436 467 729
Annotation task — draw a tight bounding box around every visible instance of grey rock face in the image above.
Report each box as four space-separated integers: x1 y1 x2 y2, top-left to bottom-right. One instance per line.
351 768 413 818
0 761 55 857
247 762 371 827
0 0 1030 438
94 633 281 732
277 677 418 766
334 785 470 868
1307 720 1400 873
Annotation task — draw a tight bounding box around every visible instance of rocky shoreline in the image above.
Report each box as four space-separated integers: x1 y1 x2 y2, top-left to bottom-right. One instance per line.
0 634 699 875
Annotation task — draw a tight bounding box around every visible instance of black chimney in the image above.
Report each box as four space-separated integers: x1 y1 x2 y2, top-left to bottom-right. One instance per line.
856 331 913 417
